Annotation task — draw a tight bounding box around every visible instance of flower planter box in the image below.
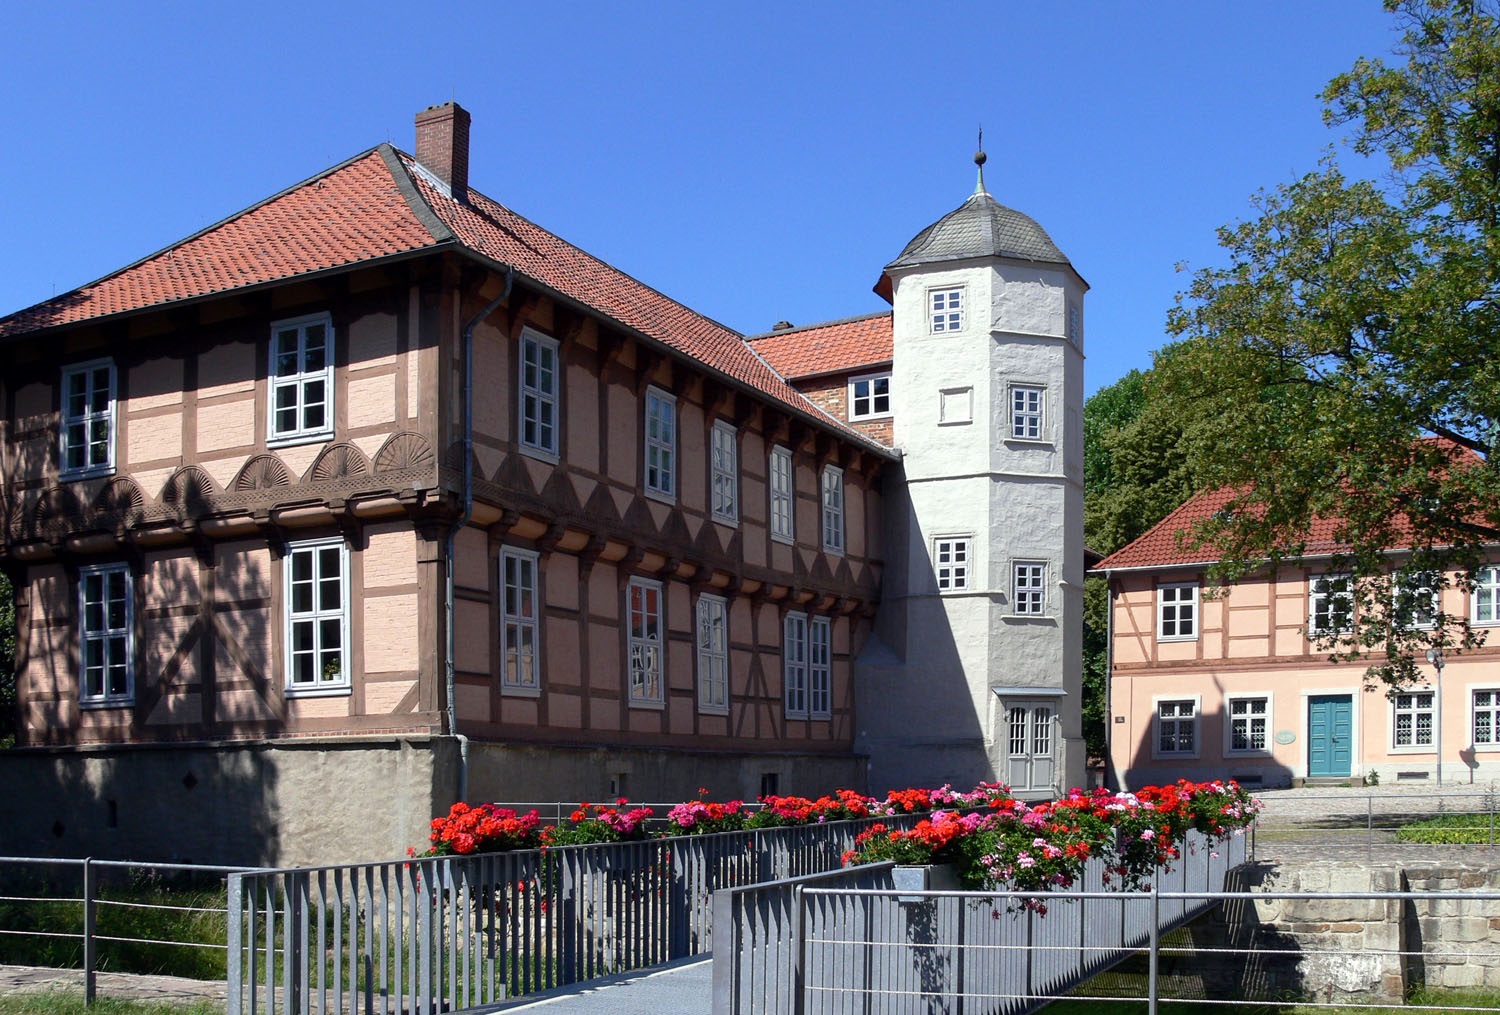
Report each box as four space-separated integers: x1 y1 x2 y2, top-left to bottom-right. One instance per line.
893 863 962 901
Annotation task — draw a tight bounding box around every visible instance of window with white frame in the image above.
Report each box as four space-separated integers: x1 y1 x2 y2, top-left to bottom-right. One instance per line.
848 373 891 420
1392 691 1434 747
284 538 349 694
1226 696 1270 753
1474 689 1500 746
710 421 738 523
769 446 794 543
500 548 540 692
929 287 964 334
821 466 845 554
934 537 971 592
1394 571 1439 630
809 616 831 719
644 388 676 500
518 329 559 457
627 578 664 705
1156 699 1197 755
696 594 729 714
783 612 808 718
1309 574 1354 635
1010 385 1044 441
1158 583 1198 640
60 360 117 480
269 313 335 445
1012 561 1046 615
1474 566 1500 624
79 563 132 705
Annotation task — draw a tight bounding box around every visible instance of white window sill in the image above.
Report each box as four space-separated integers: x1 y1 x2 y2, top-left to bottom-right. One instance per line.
1153 751 1200 761
711 512 739 528
61 466 116 483
80 696 133 710
697 703 729 717
1158 635 1199 643
628 697 666 711
849 413 893 423
823 546 845 558
785 711 809 721
1388 744 1435 754
501 684 542 698
1224 750 1273 759
268 430 334 450
770 533 795 546
286 685 353 699
644 487 676 506
519 444 560 465
1004 438 1052 447
937 419 973 427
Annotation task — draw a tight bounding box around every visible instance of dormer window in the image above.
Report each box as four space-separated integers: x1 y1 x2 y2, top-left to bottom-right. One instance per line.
929 287 965 334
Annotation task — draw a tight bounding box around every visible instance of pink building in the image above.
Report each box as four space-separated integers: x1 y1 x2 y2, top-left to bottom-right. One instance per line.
1096 487 1500 790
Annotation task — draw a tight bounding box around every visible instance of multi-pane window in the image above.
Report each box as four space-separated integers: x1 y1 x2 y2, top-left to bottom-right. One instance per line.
1227 696 1269 753
1395 571 1439 630
1157 700 1197 755
1474 689 1500 745
1010 385 1044 440
60 360 117 479
1474 567 1500 624
821 466 845 555
934 537 971 592
1013 562 1046 615
696 595 729 715
79 563 131 704
929 287 964 333
518 330 559 457
783 612 808 718
769 447 795 543
809 616 831 719
1032 706 1053 756
1310 574 1354 635
269 314 335 444
644 388 676 499
1158 583 1198 640
710 421 738 523
627 578 664 705
500 549 540 692
1393 691 1434 747
848 373 891 420
284 538 349 693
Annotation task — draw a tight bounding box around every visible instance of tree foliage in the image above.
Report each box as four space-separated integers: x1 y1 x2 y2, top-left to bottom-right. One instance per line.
1162 0 1500 689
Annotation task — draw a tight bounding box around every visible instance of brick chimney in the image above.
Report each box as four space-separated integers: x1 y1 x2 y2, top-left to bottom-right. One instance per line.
414 102 471 196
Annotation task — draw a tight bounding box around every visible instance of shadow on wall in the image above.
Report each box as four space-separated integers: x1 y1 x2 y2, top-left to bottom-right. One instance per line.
1114 699 1295 793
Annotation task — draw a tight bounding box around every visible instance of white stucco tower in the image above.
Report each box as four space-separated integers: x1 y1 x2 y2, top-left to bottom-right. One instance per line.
856 154 1087 796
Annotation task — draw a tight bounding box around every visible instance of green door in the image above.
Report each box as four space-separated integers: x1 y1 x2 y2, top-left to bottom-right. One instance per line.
1308 695 1353 778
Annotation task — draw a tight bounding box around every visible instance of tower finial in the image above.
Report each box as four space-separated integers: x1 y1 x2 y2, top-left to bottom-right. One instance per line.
973 125 988 195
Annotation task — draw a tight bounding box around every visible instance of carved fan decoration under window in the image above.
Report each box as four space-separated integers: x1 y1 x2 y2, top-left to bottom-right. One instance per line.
94 477 145 526
232 454 294 494
310 443 370 482
160 466 218 514
373 431 435 473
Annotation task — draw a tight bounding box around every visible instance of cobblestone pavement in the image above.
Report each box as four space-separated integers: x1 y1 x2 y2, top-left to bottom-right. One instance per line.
0 962 228 1005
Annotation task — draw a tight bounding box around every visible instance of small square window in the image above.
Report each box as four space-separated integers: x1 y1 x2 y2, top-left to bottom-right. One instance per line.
929 287 965 334
60 360 117 480
934 537 971 592
1158 583 1198 640
848 373 892 420
1013 561 1046 615
268 314 335 446
1393 692 1434 748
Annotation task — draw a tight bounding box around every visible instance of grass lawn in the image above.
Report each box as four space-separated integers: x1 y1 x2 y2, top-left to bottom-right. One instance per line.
1394 812 1500 844
0 994 221 1015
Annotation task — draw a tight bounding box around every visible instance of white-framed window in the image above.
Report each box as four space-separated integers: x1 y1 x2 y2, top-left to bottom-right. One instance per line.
929 287 964 334
695 594 729 715
627 577 664 706
710 420 738 523
1226 695 1271 754
934 537 971 592
1010 385 1044 441
821 466 845 555
809 616 831 719
769 446 795 543
1309 574 1354 635
284 537 349 695
1156 699 1198 756
783 611 808 718
500 548 540 693
1392 691 1434 748
1158 583 1198 640
1012 561 1046 615
518 328 560 458
60 359 118 480
1474 566 1500 624
78 563 132 705
644 387 676 501
848 372 891 420
1474 689 1500 746
268 313 335 445
1394 571 1439 630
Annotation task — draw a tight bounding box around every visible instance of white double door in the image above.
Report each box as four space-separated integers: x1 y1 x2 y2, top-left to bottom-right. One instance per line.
1003 702 1056 795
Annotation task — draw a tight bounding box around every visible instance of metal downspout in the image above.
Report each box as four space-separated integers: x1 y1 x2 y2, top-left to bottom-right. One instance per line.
447 266 513 805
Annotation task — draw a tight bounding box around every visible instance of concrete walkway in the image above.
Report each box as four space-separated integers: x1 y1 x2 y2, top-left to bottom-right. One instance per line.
0 963 228 1005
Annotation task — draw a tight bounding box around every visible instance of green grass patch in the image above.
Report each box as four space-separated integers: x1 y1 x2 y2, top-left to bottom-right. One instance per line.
0 993 221 1015
1394 812 1500 844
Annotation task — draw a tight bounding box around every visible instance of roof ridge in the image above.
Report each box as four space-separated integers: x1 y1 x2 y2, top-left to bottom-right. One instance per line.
745 310 892 341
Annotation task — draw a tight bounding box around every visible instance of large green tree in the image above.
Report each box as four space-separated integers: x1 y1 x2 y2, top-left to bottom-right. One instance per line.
1162 0 1500 688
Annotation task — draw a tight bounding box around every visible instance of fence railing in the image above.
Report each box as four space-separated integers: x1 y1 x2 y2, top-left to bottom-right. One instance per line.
225 813 921 1015
1252 788 1500 858
0 856 260 1005
712 830 1247 1015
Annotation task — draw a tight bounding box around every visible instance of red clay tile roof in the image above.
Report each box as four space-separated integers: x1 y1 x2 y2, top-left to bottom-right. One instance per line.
0 150 441 337
746 313 893 379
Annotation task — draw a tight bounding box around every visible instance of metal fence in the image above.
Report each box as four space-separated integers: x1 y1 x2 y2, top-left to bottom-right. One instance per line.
1251 787 1500 860
225 813 922 1015
712 830 1248 1015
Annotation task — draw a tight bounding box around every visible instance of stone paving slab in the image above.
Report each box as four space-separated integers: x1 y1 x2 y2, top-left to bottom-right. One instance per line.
0 963 228 1005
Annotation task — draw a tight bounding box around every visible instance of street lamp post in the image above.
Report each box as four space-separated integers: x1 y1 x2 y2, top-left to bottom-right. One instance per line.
1426 648 1445 785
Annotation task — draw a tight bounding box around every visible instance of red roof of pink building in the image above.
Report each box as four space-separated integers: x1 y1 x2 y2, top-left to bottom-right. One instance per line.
747 313 893 379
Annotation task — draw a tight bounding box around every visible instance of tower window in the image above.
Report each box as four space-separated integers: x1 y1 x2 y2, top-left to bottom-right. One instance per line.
929 287 965 334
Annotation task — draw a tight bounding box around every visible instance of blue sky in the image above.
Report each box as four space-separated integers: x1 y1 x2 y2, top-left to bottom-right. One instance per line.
2 2 1399 396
